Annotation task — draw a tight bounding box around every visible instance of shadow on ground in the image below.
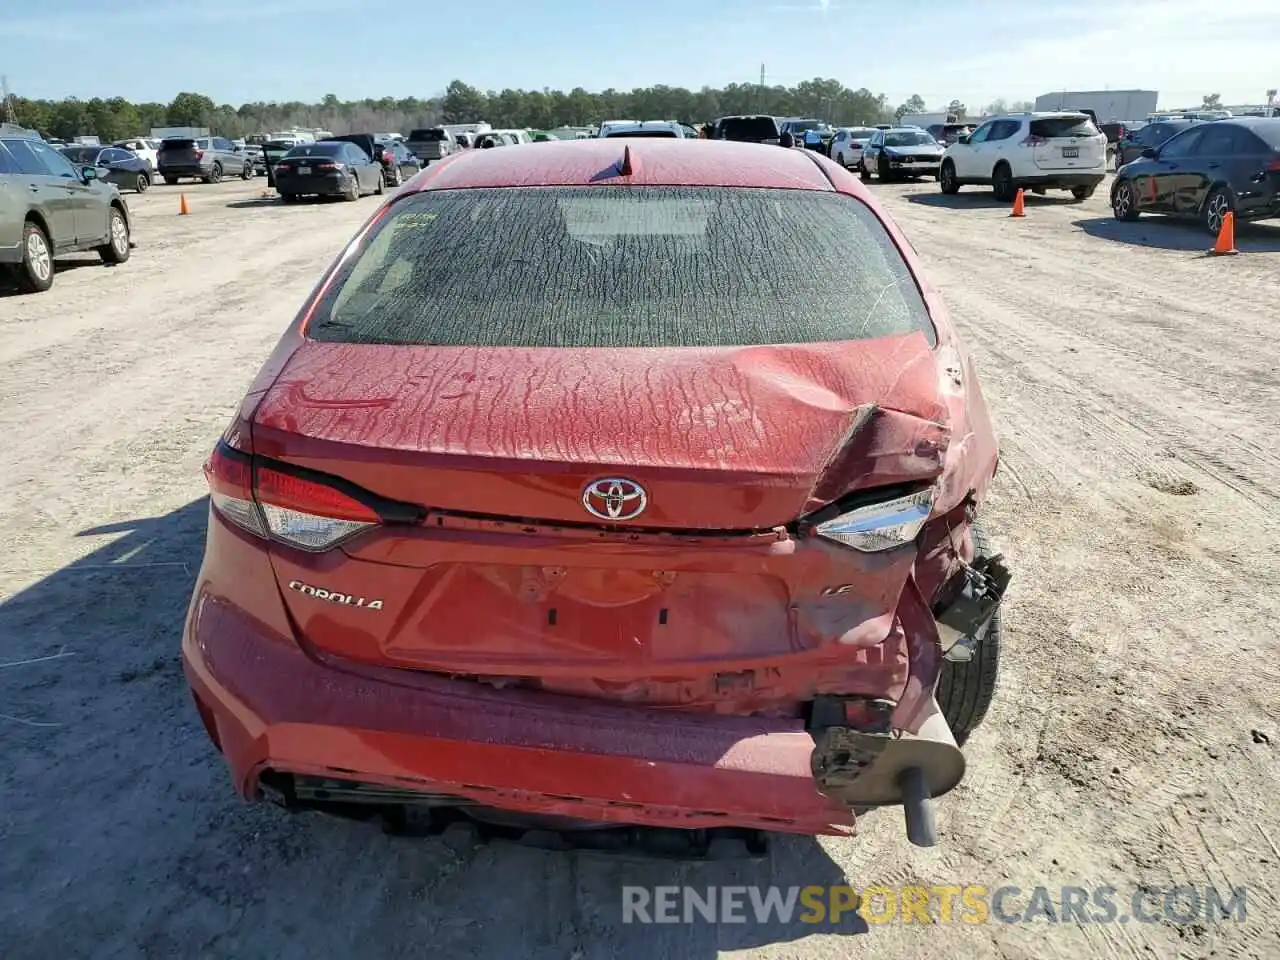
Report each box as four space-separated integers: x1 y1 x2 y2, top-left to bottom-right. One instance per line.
0 258 114 296
226 197 292 209
907 191 1081 210
1074 216 1280 253
0 499 868 959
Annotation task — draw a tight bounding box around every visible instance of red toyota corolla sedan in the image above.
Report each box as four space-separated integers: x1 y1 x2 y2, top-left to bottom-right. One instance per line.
183 138 1009 850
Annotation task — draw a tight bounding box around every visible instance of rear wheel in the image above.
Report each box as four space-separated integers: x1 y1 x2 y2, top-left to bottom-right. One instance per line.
16 221 54 293
279 192 299 203
1071 185 1096 201
1111 179 1140 221
939 160 959 194
97 207 131 265
858 160 870 182
937 523 1003 740
206 163 223 184
835 151 846 167
163 175 178 185
135 172 150 193
991 163 1015 202
374 173 385 195
877 154 891 181
388 166 403 187
241 162 253 180
344 175 360 201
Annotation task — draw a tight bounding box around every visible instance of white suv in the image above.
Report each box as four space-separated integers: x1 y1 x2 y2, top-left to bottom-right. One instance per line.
939 112 1107 201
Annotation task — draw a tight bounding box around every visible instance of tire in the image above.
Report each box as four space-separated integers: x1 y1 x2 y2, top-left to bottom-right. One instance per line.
877 154 891 181
835 151 845 167
163 176 178 185
97 206 131 265
205 163 223 184
1111 179 1140 221
241 163 253 180
939 160 960 194
15 220 54 293
858 161 870 182
937 522 1003 741
135 172 150 193
374 173 385 196
344 175 361 201
991 163 1015 202
279 193 299 204
1202 186 1233 236
389 166 403 187
1071 185 1096 201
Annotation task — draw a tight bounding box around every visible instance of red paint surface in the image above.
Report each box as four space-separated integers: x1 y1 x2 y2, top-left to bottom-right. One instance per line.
186 140 1001 833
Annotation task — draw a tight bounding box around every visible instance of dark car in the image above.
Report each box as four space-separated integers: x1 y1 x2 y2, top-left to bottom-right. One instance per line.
1111 118 1280 234
1114 118 1201 168
712 115 782 145
860 127 945 180
782 118 832 151
184 138 1007 849
0 134 132 293
57 145 153 193
157 136 252 184
329 133 422 188
272 141 386 202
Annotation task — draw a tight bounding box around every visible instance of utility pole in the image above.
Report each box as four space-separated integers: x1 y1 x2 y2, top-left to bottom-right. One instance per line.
758 63 765 113
1 77 17 125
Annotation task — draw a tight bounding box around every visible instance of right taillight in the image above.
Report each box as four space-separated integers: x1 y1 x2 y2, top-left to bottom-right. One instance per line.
809 487 936 553
195 149 204 160
205 442 381 552
1267 154 1280 172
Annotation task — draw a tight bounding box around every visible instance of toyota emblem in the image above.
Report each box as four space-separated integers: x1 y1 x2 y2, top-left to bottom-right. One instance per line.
582 478 648 522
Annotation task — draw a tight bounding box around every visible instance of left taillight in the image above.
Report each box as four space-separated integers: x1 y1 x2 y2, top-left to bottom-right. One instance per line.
805 486 936 553
205 442 380 552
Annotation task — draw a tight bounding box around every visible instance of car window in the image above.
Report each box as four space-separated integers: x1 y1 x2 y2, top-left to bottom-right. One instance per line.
3 139 49 175
1195 126 1238 156
1029 116 1100 139
1159 128 1204 159
884 131 934 147
27 140 80 178
308 186 936 349
102 148 127 163
988 121 1019 142
966 123 992 144
0 141 21 174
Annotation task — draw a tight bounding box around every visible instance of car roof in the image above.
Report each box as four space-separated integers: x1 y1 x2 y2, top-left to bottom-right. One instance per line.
418 138 836 191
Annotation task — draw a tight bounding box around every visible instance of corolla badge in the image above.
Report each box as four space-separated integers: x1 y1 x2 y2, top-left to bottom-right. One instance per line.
582 478 647 522
288 580 384 610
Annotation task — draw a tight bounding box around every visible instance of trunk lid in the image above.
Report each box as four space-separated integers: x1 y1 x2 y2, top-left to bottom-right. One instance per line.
251 336 949 531
251 336 951 704
1030 116 1107 171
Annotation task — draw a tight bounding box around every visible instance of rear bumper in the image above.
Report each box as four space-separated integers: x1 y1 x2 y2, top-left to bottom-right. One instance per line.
1017 172 1106 188
158 165 209 178
273 173 350 196
182 590 860 835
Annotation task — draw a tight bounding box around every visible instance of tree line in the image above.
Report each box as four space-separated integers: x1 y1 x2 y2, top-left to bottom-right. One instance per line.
7 79 1032 143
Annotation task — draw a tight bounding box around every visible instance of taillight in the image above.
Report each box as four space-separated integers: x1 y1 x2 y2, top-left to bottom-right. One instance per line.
808 487 936 553
382 151 393 164
1020 134 1048 146
316 161 342 170
195 150 204 160
1267 154 1280 172
205 442 379 552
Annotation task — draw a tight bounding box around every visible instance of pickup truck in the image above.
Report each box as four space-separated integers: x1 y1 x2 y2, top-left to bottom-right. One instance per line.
406 127 457 165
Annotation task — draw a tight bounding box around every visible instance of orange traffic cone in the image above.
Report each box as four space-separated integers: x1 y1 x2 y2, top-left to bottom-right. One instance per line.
1009 188 1025 218
1208 211 1238 256
178 193 189 216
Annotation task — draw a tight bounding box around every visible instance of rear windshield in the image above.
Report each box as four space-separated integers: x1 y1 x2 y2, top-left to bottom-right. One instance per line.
59 146 100 163
847 128 878 139
265 139 296 150
160 138 196 150
719 117 779 141
605 130 678 138
284 143 344 158
1030 116 1100 139
307 186 935 349
788 120 821 132
410 129 447 141
1249 121 1280 149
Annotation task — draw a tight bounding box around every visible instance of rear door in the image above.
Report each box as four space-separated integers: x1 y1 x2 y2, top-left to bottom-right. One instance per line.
3 139 77 248
1193 125 1275 218
1030 114 1106 171
0 143 25 259
1179 124 1236 215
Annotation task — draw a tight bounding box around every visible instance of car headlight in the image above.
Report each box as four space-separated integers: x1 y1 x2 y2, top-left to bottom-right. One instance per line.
813 487 935 552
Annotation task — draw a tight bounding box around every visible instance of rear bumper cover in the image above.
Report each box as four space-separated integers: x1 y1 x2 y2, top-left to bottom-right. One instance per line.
273 174 350 196
1017 172 1106 188
183 590 862 835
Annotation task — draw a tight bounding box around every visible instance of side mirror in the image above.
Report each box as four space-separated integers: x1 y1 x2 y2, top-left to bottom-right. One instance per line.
779 132 795 148
957 135 971 145
81 166 99 180
1141 148 1157 159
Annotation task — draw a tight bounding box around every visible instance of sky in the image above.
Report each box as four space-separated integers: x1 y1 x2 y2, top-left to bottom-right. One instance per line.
2 0 1276 110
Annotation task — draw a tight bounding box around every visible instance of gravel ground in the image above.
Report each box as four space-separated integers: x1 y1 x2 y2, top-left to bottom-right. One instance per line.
1 173 1278 959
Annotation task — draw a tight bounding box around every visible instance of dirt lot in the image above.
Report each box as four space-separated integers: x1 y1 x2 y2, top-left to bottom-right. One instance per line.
2 174 1278 959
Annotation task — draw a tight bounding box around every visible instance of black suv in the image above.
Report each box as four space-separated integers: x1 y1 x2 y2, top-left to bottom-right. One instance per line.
712 115 782 145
